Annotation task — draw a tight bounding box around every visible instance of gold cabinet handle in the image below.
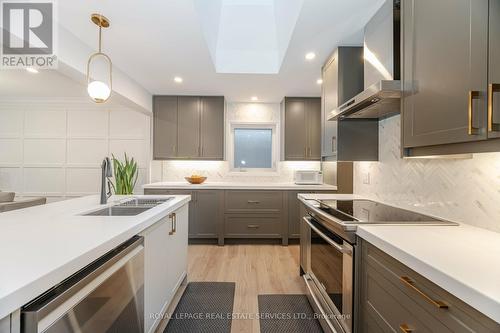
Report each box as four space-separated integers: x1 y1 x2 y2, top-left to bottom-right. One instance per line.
173 212 177 233
400 276 448 309
468 91 481 135
400 324 413 333
247 200 260 204
247 224 260 229
168 213 176 235
488 84 500 132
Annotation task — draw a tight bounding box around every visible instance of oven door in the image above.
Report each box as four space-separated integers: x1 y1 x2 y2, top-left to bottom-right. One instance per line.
303 216 353 333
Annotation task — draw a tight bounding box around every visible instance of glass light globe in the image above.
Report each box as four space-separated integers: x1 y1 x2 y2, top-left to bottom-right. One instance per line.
87 80 111 103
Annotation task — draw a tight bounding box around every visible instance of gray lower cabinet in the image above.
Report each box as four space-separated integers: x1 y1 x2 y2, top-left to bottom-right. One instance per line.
283 97 322 160
401 0 500 156
359 239 500 333
153 96 225 160
143 189 221 240
145 188 336 245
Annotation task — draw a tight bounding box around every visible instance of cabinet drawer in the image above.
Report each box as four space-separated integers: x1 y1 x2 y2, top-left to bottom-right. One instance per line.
364 262 451 332
363 241 500 333
225 191 283 213
224 215 282 238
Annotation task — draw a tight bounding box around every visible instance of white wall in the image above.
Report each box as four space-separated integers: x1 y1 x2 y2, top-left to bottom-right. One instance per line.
354 115 500 233
151 102 321 183
0 98 150 202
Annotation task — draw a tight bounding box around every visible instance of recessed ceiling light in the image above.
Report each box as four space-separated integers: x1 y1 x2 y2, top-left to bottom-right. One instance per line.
305 52 316 60
26 67 39 74
316 79 323 85
251 96 258 101
174 76 183 83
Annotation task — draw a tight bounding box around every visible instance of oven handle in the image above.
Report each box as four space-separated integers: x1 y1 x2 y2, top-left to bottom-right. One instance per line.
303 217 352 255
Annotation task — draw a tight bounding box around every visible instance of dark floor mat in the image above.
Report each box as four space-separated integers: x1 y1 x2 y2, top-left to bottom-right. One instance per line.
164 282 235 333
258 294 323 333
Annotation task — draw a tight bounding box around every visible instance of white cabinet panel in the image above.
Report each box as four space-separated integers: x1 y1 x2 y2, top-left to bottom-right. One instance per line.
142 204 189 333
110 108 149 139
24 139 65 165
67 139 108 166
24 110 66 138
23 168 65 194
67 110 108 138
0 139 22 165
0 109 23 138
66 168 100 194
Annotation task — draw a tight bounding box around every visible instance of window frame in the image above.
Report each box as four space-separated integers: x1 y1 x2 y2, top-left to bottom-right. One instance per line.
228 122 278 174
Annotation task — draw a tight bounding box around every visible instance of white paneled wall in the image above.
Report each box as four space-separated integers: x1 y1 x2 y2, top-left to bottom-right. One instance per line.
0 98 150 202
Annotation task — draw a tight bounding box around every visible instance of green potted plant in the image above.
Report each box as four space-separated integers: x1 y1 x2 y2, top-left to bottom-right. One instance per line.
110 153 138 195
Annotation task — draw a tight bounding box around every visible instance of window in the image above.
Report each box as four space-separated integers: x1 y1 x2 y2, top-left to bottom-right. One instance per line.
229 123 277 172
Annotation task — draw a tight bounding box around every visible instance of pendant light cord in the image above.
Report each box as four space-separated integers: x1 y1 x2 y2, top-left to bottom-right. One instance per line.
98 18 102 53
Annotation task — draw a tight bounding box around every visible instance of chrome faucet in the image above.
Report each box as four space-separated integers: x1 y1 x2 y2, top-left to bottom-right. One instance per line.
100 157 113 204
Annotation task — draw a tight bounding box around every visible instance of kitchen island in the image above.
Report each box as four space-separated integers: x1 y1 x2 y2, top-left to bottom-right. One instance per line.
0 194 190 333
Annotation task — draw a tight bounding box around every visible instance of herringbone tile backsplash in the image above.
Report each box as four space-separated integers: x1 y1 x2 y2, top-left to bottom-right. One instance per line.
354 115 500 233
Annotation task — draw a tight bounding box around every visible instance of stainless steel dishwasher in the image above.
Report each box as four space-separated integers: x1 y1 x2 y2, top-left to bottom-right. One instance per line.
21 236 144 333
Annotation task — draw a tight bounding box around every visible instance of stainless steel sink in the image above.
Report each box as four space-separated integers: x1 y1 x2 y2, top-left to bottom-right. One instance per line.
84 206 151 216
115 198 172 208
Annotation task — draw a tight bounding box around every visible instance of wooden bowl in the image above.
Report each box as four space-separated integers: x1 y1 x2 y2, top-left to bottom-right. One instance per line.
185 176 207 184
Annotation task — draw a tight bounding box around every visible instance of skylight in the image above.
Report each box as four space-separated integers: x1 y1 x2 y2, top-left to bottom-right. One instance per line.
194 0 304 74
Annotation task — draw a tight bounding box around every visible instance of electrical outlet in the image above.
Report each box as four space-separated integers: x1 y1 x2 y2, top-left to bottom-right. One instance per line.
362 172 370 185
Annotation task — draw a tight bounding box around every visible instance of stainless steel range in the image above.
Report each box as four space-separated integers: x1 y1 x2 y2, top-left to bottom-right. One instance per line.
300 198 457 333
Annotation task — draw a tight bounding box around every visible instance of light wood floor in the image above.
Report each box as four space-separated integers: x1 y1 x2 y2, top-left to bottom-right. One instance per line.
187 243 306 333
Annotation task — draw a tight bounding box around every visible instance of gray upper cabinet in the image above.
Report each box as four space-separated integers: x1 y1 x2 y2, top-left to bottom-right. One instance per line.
321 47 378 161
283 97 321 160
200 97 225 159
153 96 225 160
402 0 491 153
488 0 500 139
177 96 201 158
153 96 178 159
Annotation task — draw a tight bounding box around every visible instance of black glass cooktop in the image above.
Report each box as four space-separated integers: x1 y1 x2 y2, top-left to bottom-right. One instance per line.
315 199 447 224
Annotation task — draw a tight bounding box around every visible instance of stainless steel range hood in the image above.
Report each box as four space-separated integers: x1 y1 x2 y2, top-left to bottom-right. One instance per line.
328 0 401 121
328 80 401 120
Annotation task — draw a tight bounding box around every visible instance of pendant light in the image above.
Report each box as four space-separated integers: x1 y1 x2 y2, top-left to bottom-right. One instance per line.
87 14 112 103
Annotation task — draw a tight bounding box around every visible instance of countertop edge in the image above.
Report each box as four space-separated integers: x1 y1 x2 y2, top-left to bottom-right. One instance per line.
356 227 500 324
0 195 191 320
143 183 338 191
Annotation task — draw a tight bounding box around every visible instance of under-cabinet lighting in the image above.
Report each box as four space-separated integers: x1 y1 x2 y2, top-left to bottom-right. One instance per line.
174 76 183 83
251 96 258 101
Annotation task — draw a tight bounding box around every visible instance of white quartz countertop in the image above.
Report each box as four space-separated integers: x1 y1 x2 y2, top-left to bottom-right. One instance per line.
144 181 338 191
298 193 500 324
0 194 190 319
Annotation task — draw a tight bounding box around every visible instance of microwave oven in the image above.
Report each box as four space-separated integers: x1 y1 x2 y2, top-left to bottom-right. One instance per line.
294 170 323 185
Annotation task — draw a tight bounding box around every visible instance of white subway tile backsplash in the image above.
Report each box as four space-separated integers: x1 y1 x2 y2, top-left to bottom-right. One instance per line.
24 139 66 165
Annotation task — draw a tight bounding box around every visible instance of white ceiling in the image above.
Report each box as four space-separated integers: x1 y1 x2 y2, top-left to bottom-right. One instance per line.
54 0 384 102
